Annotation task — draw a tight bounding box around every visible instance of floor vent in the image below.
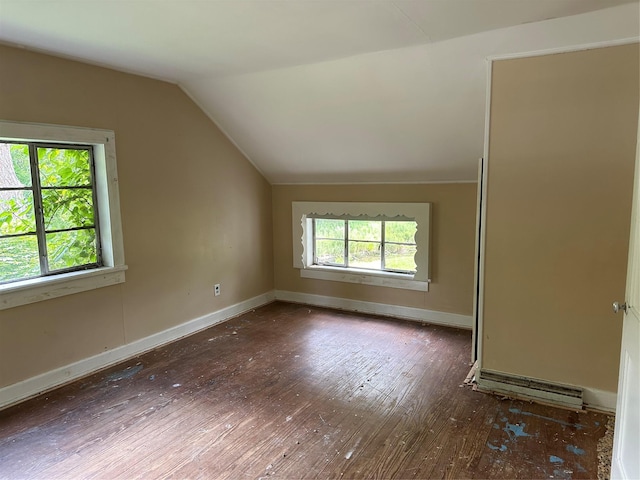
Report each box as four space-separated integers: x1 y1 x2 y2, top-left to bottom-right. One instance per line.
477 369 583 409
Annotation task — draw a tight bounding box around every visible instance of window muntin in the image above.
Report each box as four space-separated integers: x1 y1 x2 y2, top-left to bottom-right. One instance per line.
0 141 101 284
313 217 417 274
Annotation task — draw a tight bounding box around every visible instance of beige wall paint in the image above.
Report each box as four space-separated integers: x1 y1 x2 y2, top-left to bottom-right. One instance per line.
483 44 639 392
273 183 477 315
0 45 274 388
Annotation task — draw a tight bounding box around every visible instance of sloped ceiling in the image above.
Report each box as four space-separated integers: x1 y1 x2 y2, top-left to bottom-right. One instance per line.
0 1 638 183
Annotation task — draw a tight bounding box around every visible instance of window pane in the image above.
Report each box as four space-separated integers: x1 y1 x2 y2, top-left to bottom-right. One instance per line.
385 244 417 272
0 235 40 282
46 229 98 272
42 188 95 231
315 239 345 265
0 192 36 236
349 220 381 242
1 142 31 187
349 241 381 270
38 147 92 187
385 221 417 244
315 219 344 239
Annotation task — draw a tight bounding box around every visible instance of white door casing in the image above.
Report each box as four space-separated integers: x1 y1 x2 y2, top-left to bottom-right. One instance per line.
611 110 640 480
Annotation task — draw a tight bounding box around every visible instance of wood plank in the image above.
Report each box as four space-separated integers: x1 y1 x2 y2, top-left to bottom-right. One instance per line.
0 302 609 479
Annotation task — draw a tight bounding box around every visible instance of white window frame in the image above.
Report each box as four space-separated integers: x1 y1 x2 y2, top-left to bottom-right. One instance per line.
0 120 127 310
292 202 430 292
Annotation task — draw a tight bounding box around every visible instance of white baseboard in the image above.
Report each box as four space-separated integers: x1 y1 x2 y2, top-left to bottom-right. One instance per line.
0 291 275 410
583 387 617 413
2 290 615 415
273 290 473 329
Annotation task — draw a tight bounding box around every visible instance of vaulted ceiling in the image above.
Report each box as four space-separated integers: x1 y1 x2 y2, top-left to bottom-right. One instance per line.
0 1 638 183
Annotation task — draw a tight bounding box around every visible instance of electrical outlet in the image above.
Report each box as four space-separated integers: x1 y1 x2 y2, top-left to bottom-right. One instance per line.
214 284 221 296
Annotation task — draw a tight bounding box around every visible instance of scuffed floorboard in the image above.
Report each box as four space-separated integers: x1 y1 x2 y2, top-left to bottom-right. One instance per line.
0 301 609 479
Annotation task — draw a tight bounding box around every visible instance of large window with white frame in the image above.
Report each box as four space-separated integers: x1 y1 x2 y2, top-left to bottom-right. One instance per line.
0 120 126 310
292 202 430 292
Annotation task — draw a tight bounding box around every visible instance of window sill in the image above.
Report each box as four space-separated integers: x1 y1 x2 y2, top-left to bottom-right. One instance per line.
0 265 127 310
299 266 429 292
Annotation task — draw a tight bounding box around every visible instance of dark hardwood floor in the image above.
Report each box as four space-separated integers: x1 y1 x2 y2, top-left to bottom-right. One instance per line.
0 301 608 479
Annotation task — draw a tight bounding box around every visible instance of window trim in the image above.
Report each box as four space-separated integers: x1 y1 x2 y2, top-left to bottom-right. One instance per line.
292 201 430 291
0 120 126 310
300 265 429 291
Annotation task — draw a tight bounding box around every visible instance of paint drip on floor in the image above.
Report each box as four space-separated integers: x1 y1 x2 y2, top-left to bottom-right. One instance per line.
106 365 143 382
487 406 596 479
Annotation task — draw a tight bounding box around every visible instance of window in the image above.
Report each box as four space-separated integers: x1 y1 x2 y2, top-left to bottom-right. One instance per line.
1 142 101 283
313 218 417 274
292 202 430 291
0 121 126 310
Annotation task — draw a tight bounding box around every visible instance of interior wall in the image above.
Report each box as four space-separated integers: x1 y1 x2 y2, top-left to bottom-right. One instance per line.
482 43 639 393
272 183 477 316
0 45 274 389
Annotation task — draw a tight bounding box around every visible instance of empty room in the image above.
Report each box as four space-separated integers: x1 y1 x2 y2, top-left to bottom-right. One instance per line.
0 1 639 479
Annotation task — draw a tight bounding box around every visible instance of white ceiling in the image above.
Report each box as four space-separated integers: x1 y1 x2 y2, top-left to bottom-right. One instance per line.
0 1 638 183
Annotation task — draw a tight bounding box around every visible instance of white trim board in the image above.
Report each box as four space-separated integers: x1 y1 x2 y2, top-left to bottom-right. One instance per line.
0 291 275 411
583 387 617 414
273 180 479 186
485 37 639 63
300 267 429 292
3 291 612 414
274 290 472 330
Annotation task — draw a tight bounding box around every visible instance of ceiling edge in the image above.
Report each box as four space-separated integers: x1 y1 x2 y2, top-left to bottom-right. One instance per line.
177 84 271 184
485 36 640 62
0 40 180 85
0 40 272 184
272 180 479 186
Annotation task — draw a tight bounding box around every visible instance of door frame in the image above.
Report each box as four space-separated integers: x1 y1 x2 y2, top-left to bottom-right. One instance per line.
472 55 494 368
611 105 640 480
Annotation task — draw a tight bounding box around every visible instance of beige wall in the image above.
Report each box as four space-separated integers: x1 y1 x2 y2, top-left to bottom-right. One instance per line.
273 183 477 315
0 45 274 388
482 44 639 392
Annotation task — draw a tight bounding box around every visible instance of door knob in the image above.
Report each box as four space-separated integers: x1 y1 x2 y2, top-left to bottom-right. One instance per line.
613 301 627 314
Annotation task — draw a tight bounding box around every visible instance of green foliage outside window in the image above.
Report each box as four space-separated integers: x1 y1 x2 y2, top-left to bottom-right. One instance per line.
0 143 100 283
314 218 417 273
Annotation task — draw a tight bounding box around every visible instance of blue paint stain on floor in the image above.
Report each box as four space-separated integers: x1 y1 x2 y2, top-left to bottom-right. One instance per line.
487 442 508 452
566 445 585 456
508 407 585 430
106 364 143 382
553 468 573 479
488 404 602 479
503 422 534 440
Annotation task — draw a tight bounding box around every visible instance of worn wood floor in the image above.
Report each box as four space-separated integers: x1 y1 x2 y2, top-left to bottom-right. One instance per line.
0 301 608 479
